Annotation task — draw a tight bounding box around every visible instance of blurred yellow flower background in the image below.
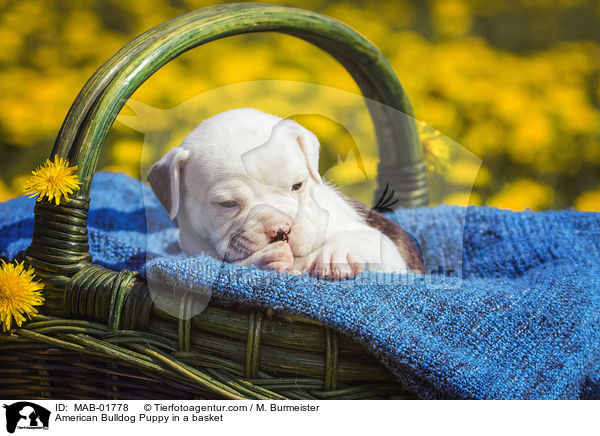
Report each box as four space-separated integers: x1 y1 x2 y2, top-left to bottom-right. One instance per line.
0 0 598 210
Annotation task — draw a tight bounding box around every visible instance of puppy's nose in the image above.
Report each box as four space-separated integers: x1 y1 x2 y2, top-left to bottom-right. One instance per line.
268 223 291 242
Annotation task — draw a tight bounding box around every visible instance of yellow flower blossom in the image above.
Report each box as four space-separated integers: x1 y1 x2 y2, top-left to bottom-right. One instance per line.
488 179 554 211
23 156 81 205
0 261 44 332
419 125 452 174
574 188 600 212
444 191 482 206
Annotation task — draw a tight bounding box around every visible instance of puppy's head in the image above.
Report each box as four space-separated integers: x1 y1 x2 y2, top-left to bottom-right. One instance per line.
148 108 326 261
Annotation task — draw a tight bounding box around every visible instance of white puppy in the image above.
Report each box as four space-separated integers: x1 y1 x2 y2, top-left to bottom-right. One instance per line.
148 108 424 279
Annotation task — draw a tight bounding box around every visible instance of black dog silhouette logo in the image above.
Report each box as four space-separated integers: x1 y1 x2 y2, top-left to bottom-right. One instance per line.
3 402 50 434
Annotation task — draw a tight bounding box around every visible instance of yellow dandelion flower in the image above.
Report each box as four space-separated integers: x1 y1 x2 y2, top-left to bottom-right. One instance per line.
23 156 81 205
419 125 452 174
0 260 45 332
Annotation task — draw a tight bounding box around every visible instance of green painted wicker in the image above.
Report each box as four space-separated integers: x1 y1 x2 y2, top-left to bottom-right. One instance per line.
0 3 427 400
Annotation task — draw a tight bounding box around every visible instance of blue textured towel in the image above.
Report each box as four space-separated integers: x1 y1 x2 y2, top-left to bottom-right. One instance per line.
1 172 599 399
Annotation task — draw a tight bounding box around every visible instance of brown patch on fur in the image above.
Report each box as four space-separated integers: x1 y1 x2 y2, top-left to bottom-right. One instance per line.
343 195 426 274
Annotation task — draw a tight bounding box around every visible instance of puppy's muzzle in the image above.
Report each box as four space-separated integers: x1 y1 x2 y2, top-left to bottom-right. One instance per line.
268 223 290 243
224 206 293 261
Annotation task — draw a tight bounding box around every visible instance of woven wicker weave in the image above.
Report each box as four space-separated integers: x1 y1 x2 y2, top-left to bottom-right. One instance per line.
0 3 427 400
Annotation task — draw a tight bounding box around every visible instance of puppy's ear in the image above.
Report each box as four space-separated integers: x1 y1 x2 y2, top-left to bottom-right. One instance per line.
147 147 190 219
283 120 323 184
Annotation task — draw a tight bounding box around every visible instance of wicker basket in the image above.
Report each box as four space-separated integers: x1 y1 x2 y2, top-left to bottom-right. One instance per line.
0 3 428 400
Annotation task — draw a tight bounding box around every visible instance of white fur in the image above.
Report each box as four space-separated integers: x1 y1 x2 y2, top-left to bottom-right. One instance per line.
148 108 408 279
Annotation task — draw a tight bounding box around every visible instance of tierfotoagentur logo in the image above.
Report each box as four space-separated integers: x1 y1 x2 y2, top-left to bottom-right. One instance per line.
3 402 50 434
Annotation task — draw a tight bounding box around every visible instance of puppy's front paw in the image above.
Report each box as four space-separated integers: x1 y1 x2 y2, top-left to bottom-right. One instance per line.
256 241 295 273
308 242 364 280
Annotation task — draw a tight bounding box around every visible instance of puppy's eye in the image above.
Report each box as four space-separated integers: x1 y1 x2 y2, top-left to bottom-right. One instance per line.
291 182 303 191
219 200 238 208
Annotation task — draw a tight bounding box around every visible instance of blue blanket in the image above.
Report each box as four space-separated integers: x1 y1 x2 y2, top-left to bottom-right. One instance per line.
1 172 599 399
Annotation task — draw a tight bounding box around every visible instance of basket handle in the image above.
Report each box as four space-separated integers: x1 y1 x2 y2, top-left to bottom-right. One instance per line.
52 3 427 206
